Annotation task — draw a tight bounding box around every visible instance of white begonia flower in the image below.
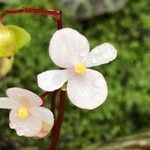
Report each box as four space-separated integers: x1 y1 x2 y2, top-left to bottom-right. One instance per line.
0 88 54 138
38 28 117 110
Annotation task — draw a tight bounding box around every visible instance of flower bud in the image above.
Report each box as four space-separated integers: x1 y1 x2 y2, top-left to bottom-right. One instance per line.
0 24 31 57
0 57 14 78
0 24 16 57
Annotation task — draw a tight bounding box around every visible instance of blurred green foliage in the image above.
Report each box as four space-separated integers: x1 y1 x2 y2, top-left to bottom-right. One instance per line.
0 0 149 149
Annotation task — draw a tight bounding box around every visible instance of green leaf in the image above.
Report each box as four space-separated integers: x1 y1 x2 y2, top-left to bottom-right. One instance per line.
6 25 31 53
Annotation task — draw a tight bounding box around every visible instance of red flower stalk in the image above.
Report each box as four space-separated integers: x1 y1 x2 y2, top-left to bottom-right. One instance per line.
0 7 65 150
0 7 62 30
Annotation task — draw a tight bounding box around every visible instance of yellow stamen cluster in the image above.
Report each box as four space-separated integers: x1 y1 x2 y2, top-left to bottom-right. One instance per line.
74 63 86 75
17 107 29 119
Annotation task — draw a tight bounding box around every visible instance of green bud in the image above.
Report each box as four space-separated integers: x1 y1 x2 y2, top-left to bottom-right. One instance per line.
0 24 16 57
0 24 31 57
0 57 14 78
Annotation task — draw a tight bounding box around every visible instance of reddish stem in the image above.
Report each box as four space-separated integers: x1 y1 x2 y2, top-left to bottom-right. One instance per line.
0 7 65 149
40 90 66 150
0 7 62 30
40 92 52 106
50 90 66 150
51 91 57 116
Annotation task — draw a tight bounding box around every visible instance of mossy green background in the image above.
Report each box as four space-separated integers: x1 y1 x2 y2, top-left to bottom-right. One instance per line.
0 0 149 149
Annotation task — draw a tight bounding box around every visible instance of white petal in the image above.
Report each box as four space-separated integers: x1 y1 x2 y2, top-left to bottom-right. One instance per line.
9 109 42 137
49 28 90 68
29 107 54 138
29 107 54 125
6 88 43 107
83 43 117 67
0 98 19 109
37 70 69 91
67 69 108 109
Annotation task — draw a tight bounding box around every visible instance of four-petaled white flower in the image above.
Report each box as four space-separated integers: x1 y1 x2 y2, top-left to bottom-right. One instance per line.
38 28 117 110
0 88 54 138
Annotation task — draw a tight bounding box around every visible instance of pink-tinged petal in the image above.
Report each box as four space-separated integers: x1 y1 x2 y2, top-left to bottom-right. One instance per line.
29 107 54 138
9 109 42 137
37 70 69 91
49 28 90 68
0 98 19 109
83 43 117 67
29 107 54 125
6 88 42 107
67 69 108 109
35 122 53 138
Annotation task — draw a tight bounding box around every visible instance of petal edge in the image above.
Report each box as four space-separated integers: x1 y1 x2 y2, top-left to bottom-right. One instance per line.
49 28 90 68
84 43 117 67
37 70 69 91
67 69 108 109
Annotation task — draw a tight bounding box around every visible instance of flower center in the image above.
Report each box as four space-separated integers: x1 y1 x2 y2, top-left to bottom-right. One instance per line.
17 107 29 119
74 63 86 74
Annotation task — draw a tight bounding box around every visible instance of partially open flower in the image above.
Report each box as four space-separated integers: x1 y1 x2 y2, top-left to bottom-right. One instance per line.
38 28 117 110
0 88 54 138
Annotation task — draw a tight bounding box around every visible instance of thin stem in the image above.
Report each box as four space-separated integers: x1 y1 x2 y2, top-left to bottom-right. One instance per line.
0 6 65 149
51 90 58 117
0 7 62 30
50 90 67 150
40 92 52 106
